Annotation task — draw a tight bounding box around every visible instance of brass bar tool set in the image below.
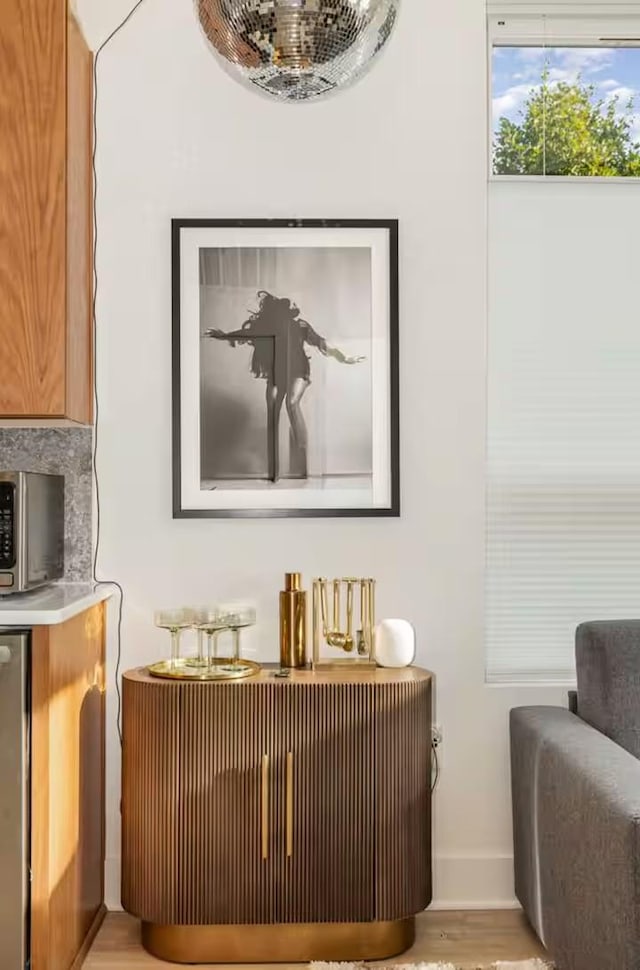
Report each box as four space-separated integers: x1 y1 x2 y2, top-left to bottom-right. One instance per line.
278 573 377 671
312 577 376 670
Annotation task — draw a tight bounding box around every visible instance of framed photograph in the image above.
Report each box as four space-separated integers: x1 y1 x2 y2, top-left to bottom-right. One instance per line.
172 219 399 518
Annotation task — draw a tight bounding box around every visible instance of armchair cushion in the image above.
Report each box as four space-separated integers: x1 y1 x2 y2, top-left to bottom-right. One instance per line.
576 620 640 759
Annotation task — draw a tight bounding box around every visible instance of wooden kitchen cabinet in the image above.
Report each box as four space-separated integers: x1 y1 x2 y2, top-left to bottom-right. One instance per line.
0 2 93 420
121 667 432 964
31 603 106 970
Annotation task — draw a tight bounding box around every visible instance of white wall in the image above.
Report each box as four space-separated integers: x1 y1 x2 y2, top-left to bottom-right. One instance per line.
77 0 567 910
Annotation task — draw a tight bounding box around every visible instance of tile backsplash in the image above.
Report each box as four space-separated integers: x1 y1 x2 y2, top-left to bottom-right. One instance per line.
0 428 92 581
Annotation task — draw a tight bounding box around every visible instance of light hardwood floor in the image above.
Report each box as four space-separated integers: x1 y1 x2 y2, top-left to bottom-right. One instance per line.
85 911 547 969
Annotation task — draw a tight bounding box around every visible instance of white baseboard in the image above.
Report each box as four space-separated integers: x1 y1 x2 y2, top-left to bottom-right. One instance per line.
431 853 518 909
105 853 518 913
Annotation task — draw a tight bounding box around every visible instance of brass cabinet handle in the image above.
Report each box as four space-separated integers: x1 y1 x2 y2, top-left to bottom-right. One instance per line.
286 751 293 858
261 754 269 860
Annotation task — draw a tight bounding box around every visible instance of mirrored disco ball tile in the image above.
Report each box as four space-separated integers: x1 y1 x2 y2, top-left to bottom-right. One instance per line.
254 72 335 98
196 0 400 102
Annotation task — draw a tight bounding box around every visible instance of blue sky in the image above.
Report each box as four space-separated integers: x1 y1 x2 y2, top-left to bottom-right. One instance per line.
492 46 640 142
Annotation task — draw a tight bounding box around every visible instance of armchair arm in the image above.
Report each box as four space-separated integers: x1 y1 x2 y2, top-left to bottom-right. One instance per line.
511 706 640 970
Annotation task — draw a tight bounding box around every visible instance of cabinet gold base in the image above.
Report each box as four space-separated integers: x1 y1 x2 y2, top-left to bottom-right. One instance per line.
141 917 415 963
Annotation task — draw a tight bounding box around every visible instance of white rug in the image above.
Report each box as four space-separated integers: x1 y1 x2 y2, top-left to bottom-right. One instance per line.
311 961 552 970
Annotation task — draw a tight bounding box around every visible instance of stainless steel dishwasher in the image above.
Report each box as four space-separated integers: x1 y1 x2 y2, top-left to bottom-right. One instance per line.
0 631 30 970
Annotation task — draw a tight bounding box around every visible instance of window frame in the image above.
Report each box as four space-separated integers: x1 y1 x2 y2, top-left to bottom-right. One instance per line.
488 13 640 181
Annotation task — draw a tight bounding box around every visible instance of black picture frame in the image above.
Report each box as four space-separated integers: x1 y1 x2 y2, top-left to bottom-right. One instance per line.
172 218 399 518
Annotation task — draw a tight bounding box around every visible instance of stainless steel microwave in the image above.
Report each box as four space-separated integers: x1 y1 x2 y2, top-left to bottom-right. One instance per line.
0 472 64 594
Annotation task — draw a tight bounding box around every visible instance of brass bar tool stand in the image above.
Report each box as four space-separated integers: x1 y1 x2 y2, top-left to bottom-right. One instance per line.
312 577 376 670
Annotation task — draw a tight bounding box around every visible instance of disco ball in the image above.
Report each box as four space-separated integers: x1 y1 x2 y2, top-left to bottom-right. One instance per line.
196 0 400 102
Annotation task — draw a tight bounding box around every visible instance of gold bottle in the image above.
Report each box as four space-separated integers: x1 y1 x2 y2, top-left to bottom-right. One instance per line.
279 572 307 668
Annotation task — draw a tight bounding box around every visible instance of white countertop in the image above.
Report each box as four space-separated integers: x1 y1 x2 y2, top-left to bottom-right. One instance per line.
0 583 114 626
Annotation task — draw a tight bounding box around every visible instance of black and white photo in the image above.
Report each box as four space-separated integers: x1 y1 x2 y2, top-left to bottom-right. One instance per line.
172 220 398 517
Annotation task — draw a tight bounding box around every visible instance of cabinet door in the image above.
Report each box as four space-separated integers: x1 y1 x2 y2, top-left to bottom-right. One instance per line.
177 682 281 925
0 0 67 416
276 683 374 923
0 4 92 420
31 604 105 970
123 680 285 926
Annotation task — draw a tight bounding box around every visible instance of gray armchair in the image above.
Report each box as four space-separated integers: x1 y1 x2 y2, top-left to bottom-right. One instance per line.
510 621 640 970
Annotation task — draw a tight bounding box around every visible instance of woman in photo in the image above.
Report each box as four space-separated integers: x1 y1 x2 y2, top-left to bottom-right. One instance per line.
203 290 364 482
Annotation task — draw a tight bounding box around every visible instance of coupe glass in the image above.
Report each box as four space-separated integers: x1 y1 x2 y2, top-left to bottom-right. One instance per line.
217 604 256 672
191 607 229 669
154 608 194 668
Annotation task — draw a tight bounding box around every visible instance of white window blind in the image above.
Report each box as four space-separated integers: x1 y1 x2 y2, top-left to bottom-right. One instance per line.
486 179 640 682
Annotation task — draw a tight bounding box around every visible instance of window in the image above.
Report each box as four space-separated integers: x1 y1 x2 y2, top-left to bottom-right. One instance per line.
486 11 640 682
490 15 640 176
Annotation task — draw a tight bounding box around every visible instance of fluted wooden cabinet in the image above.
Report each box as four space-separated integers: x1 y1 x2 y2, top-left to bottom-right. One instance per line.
121 667 432 963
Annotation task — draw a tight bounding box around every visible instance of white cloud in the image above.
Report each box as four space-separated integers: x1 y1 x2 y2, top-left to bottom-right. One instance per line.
547 66 579 84
557 47 613 74
605 85 636 105
519 47 547 64
600 78 621 90
514 45 614 84
492 83 539 126
545 48 613 87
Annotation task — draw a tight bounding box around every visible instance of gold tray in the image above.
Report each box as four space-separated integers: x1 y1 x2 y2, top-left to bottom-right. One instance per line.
147 658 261 682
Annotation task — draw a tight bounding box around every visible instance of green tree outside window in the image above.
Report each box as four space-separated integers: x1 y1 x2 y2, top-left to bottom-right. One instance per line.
493 68 640 176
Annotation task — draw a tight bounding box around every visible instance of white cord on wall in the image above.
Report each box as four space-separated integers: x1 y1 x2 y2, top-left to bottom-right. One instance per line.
91 0 150 745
